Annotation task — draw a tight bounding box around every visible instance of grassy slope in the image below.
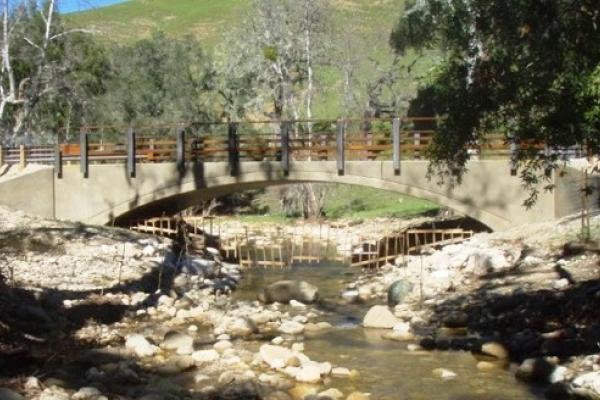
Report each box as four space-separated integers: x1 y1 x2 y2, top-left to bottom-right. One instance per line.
236 185 440 223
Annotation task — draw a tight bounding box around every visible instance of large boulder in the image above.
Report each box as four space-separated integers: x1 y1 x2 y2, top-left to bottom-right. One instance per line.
362 305 398 329
387 279 413 306
259 280 319 304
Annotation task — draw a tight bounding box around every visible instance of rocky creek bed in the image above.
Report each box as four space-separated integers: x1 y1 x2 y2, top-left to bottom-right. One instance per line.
1 205 600 400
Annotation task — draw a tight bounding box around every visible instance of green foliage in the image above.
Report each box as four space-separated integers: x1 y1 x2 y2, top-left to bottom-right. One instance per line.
96 32 217 127
391 0 600 205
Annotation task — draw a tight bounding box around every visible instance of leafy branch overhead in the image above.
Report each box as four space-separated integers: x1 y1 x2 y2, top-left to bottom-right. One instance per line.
391 0 600 204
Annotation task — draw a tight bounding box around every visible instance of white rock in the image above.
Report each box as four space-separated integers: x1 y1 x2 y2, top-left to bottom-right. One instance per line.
362 305 398 329
161 331 194 355
125 334 158 358
572 371 600 395
432 368 457 380
319 388 344 400
291 343 304 352
296 365 321 383
290 300 307 308
214 340 233 353
332 367 351 378
259 344 298 369
553 278 570 290
192 349 220 364
279 320 305 335
549 365 569 383
142 245 156 257
341 290 359 302
271 336 284 345
72 387 102 400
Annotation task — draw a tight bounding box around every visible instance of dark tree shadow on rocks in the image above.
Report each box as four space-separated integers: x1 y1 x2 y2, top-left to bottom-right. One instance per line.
423 250 600 398
0 223 267 399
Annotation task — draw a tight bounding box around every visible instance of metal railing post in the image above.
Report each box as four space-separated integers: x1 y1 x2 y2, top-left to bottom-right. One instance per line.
392 117 401 175
176 127 185 173
337 119 345 175
280 121 290 175
55 145 63 179
228 122 239 176
127 127 136 178
80 131 89 178
19 145 26 170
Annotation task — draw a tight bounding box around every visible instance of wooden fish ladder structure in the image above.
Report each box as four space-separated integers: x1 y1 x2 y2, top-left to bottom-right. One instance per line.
350 228 474 268
129 216 212 255
128 216 474 269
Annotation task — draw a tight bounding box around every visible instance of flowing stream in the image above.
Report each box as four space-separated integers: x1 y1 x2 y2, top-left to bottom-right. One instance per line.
234 262 545 400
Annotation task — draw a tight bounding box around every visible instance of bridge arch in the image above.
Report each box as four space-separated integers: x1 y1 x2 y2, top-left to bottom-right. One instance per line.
46 159 560 231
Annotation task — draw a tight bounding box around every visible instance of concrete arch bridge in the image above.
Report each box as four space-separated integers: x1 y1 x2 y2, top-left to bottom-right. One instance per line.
0 118 596 231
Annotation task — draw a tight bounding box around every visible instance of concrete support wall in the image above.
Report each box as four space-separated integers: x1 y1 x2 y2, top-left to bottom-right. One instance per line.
555 167 600 219
0 167 54 219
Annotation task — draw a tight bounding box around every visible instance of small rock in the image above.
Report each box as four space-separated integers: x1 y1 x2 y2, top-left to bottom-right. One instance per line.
125 334 158 358
161 331 194 355
331 367 351 378
432 368 457 380
279 321 305 335
72 387 102 400
318 388 344 400
387 279 413 306
192 349 220 364
296 365 322 383
214 340 233 353
479 342 509 360
362 305 397 329
290 300 307 309
553 279 570 290
345 392 370 400
260 344 296 369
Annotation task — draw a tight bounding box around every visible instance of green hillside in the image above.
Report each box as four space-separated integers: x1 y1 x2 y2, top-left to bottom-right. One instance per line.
66 0 436 118
66 0 405 48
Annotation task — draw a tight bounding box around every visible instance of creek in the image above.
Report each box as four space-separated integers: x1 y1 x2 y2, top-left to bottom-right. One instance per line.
234 261 545 400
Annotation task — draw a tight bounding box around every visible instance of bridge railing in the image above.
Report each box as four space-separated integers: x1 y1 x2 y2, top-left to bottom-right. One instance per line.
0 117 589 177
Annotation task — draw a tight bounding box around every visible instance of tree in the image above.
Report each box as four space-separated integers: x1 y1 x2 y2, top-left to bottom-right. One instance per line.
0 0 98 144
216 0 331 219
101 32 216 127
391 0 600 205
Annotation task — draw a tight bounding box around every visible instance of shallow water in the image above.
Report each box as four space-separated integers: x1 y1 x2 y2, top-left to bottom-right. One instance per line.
235 262 545 400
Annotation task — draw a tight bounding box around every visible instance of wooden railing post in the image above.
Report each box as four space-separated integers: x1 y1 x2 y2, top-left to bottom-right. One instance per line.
280 121 290 175
176 128 185 173
127 127 136 178
80 131 89 178
54 145 63 179
413 131 421 159
510 137 517 176
392 117 401 175
228 122 239 176
19 145 26 170
336 119 345 175
0 145 3 166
